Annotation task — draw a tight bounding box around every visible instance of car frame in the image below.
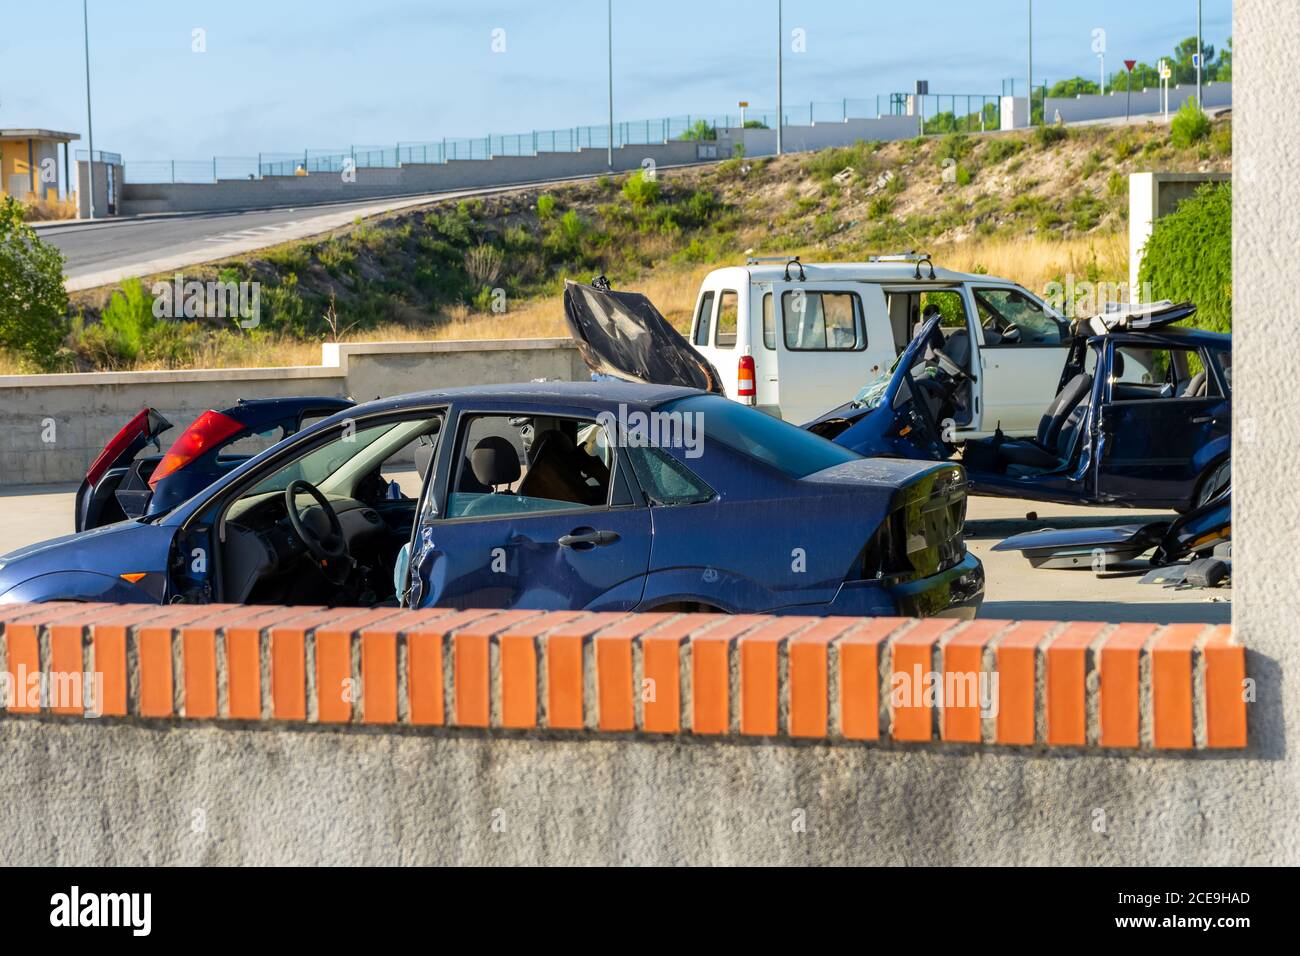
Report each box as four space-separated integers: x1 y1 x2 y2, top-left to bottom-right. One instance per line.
1 381 983 619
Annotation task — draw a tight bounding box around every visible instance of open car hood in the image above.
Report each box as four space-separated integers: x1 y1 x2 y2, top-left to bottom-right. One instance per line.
562 280 724 393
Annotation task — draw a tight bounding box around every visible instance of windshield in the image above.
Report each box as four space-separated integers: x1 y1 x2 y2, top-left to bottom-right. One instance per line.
662 394 861 479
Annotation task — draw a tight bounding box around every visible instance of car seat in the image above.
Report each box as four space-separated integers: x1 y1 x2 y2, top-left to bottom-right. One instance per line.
967 372 1094 471
469 435 521 491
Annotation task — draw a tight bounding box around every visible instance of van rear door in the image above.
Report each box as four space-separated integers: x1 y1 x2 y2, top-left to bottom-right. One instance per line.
769 282 891 425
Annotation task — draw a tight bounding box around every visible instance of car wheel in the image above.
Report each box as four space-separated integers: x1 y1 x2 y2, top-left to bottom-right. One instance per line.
1191 458 1231 510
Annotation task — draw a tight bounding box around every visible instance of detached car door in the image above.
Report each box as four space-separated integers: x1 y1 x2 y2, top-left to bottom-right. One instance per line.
407 408 652 611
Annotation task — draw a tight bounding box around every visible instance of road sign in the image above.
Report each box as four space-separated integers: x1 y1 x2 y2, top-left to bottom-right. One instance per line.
1158 59 1171 80
1191 53 1201 68
1124 59 1136 71
915 80 929 95
738 101 748 108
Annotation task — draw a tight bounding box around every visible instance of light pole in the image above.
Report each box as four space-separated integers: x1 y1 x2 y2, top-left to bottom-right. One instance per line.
776 0 783 156
1027 0 1033 126
1196 0 1203 107
82 0 96 218
606 0 613 168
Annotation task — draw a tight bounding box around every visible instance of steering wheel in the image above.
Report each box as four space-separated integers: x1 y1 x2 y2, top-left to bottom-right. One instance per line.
284 479 349 564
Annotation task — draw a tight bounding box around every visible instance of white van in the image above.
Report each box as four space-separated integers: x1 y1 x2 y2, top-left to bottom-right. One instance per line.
686 255 1073 437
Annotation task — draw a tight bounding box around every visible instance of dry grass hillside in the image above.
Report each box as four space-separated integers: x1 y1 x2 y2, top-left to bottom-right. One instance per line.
34 115 1230 373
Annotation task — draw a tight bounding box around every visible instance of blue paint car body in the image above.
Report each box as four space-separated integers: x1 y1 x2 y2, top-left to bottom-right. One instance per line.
807 306 1231 512
1 382 983 619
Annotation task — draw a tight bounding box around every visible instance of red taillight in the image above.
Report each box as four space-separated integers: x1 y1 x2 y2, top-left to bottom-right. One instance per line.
737 354 756 404
148 409 243 489
85 408 154 488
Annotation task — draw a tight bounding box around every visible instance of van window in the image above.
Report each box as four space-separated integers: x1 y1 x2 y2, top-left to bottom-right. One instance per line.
781 291 863 351
762 293 775 349
716 290 739 349
693 292 715 347
973 287 1068 346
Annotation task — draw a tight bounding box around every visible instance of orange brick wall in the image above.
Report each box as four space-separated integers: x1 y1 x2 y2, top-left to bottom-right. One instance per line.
0 603 1247 749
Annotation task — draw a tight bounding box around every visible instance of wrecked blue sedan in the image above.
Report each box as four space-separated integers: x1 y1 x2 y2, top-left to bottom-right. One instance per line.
0 381 982 618
806 301 1231 512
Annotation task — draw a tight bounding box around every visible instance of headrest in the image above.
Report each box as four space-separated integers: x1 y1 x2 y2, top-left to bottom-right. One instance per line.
470 436 521 488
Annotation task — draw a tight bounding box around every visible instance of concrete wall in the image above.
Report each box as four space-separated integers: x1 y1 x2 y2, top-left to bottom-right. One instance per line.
1047 81 1232 124
120 141 703 216
715 116 921 158
0 339 583 486
76 159 124 217
1234 0 1300 856
1128 171 1232 298
0 605 1255 865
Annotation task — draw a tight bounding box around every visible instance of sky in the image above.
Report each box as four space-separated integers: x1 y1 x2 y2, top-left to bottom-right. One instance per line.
0 0 1232 162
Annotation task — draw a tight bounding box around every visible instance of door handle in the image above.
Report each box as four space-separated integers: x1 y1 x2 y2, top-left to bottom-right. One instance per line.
557 529 620 549
1191 416 1215 424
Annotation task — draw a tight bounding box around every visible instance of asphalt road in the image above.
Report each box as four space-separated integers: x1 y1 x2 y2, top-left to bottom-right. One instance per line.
36 168 676 292
0 484 1229 624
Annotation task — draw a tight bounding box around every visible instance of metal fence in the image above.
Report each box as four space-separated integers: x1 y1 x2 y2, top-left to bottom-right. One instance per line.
116 93 1001 185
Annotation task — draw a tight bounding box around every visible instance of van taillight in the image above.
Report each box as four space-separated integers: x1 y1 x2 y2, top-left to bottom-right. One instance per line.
148 409 243 488
737 355 756 404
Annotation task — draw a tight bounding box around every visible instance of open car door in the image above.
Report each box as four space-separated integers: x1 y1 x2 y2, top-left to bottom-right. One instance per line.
562 279 724 393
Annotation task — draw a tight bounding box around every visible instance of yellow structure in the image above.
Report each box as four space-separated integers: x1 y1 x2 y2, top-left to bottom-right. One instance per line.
0 128 80 203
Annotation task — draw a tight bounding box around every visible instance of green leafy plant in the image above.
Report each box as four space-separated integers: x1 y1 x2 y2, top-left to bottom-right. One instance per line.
1170 100 1212 148
1034 125 1069 149
536 193 556 220
621 169 660 207
0 195 68 368
1138 181 1231 332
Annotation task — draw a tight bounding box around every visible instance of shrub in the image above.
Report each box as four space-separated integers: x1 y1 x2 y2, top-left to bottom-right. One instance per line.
1138 181 1231 332
1034 125 1069 148
0 195 68 368
1170 100 1212 148
983 137 1024 165
536 193 556 220
621 169 660 207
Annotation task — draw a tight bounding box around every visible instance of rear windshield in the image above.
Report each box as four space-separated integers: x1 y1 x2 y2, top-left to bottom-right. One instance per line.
661 395 861 479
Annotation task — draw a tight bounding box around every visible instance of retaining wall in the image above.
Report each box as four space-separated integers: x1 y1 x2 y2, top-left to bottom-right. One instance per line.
0 602 1262 865
0 338 583 486
1046 81 1232 124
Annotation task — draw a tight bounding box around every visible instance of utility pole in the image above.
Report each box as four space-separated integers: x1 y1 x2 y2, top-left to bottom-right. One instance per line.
1027 0 1034 126
605 0 611 167
776 0 784 155
82 0 96 218
1196 0 1203 107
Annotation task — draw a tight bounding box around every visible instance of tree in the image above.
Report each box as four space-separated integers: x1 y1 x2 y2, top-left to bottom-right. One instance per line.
1047 77 1100 98
0 195 68 369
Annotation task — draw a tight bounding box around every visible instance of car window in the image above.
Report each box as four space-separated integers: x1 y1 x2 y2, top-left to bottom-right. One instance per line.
974 287 1066 345
1208 347 1232 394
625 445 715 505
663 394 861 479
1110 345 1207 401
693 291 715 347
761 292 776 350
782 290 863 351
445 413 616 519
715 290 739 349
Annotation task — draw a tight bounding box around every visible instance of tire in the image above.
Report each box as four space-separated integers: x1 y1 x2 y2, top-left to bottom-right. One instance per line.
1188 458 1231 511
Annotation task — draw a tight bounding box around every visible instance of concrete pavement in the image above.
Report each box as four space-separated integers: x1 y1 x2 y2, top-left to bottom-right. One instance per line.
0 482 1229 623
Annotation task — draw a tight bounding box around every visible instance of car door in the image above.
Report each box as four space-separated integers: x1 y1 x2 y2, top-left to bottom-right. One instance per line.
771 283 886 424
407 408 652 611
1093 341 1231 508
968 285 1072 437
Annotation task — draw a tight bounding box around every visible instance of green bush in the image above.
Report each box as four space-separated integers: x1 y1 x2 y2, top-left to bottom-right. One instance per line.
536 193 556 219
0 195 68 368
1170 100 1212 148
1138 181 1231 332
983 137 1024 165
1034 125 1069 148
621 169 660 207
